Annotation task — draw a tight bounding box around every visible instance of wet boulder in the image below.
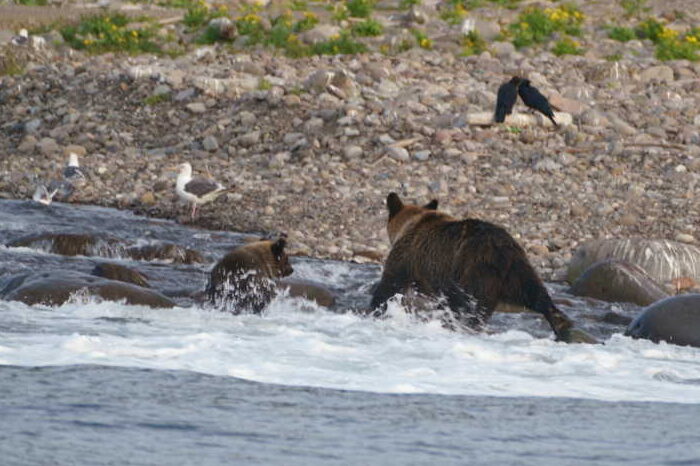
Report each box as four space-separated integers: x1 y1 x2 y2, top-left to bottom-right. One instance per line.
277 278 336 308
568 259 669 306
91 263 150 288
126 243 205 264
0 271 175 308
625 294 700 348
7 233 125 257
568 239 700 286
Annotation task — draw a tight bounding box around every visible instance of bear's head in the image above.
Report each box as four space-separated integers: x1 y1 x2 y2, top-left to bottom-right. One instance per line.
385 192 438 245
264 234 293 278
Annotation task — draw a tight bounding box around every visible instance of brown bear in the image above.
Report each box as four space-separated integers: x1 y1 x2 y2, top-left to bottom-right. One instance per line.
206 235 293 314
369 193 595 343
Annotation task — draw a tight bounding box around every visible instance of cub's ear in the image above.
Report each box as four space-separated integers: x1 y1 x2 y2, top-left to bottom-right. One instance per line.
387 192 404 218
271 237 287 259
424 199 438 210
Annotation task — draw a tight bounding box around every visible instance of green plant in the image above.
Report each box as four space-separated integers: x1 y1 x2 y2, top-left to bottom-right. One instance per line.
294 11 319 32
288 0 308 11
312 31 368 54
412 28 432 49
634 17 664 42
60 13 161 55
236 12 266 44
399 0 421 10
605 52 623 61
0 50 24 76
257 78 272 90
439 0 467 25
508 4 584 48
351 18 384 36
345 0 374 18
608 26 636 42
460 30 487 55
507 126 522 134
15 0 48 5
329 2 349 22
552 36 583 55
620 0 649 19
143 93 171 105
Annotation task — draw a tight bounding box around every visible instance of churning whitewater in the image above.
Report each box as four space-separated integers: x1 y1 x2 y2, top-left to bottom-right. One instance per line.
1 293 699 404
0 200 699 405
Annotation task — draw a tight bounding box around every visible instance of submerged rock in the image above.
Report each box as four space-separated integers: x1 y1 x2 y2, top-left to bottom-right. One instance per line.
92 263 150 288
0 271 175 308
126 243 206 264
626 294 700 348
569 259 669 306
7 233 125 257
277 278 336 308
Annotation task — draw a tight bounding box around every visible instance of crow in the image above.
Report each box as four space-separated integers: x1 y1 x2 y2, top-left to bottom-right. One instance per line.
494 76 523 123
518 79 558 126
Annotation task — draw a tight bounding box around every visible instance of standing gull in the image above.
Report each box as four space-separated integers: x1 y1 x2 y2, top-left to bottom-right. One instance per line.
64 153 87 186
175 162 233 220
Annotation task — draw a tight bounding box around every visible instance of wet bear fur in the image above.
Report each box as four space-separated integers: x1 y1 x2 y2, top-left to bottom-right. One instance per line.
370 193 582 342
207 235 293 314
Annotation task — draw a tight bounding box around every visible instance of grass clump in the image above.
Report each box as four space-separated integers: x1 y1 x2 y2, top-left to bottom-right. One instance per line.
608 26 636 42
312 31 367 54
352 18 384 37
610 18 700 61
460 30 487 55
412 29 432 49
183 1 229 29
143 93 171 105
439 0 467 25
345 0 374 18
552 36 583 56
620 0 649 19
0 50 25 76
399 0 421 9
508 4 584 48
61 13 161 55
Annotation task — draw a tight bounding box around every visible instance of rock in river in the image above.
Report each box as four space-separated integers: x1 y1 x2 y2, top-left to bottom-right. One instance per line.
626 294 700 348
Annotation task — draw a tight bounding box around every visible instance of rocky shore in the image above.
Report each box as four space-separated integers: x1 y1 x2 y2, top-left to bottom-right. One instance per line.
1 0 699 282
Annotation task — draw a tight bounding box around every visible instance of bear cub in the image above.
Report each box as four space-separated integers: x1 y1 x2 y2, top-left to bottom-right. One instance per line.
207 235 293 313
370 193 594 343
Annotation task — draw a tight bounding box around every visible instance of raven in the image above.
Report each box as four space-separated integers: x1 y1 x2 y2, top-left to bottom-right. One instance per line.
494 76 523 123
518 79 557 126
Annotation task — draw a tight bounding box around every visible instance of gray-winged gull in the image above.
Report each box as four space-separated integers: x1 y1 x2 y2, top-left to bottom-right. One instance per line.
32 184 58 206
64 153 87 186
175 162 233 220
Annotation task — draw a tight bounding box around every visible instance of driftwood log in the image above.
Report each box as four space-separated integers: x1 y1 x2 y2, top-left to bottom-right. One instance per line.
465 111 573 127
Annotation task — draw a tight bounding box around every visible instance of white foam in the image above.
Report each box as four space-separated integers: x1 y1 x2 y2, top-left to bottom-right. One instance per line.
1 298 699 403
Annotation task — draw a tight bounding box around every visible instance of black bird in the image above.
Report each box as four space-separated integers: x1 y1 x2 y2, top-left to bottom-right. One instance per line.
518 79 558 127
494 76 522 123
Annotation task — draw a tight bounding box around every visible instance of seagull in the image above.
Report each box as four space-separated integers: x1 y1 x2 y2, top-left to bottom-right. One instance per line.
11 29 28 46
64 153 87 186
175 162 234 220
32 184 58 206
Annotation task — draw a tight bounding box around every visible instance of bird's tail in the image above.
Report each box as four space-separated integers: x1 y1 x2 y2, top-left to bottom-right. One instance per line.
548 114 558 127
215 187 236 197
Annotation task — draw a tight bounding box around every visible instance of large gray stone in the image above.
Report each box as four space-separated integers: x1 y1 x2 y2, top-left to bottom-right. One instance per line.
626 294 700 348
568 239 700 286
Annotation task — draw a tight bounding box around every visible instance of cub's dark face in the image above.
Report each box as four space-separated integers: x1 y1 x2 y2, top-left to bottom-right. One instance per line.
270 236 293 277
385 192 438 245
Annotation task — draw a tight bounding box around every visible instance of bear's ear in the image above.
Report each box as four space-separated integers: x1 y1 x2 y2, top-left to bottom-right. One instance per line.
424 199 438 210
387 192 403 218
270 237 287 259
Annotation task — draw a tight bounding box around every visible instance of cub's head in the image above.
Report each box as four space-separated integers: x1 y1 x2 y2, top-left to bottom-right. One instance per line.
266 234 293 278
385 192 438 245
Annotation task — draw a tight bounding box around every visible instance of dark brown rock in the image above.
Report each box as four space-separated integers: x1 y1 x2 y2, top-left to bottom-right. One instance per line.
126 243 205 264
7 233 124 257
568 259 669 306
0 271 175 308
92 263 150 288
276 278 335 308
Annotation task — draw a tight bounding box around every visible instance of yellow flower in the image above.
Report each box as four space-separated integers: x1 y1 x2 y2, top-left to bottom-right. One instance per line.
287 34 298 42
131 30 138 37
420 38 431 48
520 22 529 29
686 35 698 43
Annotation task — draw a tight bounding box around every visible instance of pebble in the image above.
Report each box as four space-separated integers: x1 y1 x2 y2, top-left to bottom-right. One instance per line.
387 146 409 162
186 102 207 114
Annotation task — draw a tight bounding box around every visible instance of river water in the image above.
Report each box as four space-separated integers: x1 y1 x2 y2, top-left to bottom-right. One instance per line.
1 200 699 465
